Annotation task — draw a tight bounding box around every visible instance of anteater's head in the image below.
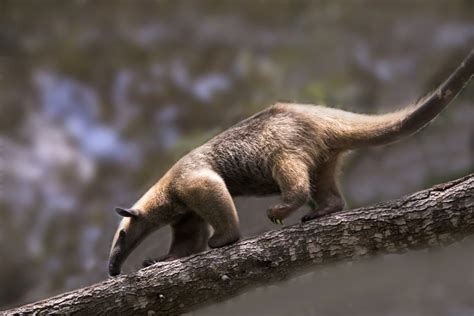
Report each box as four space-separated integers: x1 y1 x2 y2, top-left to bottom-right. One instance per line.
108 207 163 276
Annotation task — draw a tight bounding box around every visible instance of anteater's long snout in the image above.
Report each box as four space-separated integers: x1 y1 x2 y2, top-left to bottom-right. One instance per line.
108 247 123 276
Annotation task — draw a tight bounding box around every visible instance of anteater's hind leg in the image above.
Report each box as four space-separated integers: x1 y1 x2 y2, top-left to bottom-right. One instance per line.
267 156 310 224
178 170 241 249
142 212 211 267
302 156 345 222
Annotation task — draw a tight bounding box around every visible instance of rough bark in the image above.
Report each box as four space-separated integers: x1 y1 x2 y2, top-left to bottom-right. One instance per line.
4 174 474 315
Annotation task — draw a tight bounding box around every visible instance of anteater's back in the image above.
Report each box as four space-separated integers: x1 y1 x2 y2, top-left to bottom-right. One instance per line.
200 104 323 196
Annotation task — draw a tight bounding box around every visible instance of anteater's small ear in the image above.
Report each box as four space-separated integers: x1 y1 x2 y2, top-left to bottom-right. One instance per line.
115 207 139 218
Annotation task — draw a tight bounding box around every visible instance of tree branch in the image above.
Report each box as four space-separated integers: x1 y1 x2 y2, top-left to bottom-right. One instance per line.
5 174 474 315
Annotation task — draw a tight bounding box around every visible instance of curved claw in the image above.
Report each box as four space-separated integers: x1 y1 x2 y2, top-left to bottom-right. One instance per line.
270 217 283 225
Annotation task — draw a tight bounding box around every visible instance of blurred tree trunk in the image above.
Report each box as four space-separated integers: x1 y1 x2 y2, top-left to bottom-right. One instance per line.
4 174 474 315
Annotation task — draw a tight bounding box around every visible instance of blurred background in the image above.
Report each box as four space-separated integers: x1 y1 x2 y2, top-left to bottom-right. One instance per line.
1 0 474 314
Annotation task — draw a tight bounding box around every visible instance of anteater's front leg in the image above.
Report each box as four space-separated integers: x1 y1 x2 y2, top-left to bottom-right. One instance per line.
178 169 241 249
142 212 210 267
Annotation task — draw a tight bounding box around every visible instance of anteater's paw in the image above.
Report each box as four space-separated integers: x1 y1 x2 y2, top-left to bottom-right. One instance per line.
301 203 344 223
300 211 323 223
208 232 240 248
142 258 157 267
266 206 290 225
301 208 334 222
142 255 177 267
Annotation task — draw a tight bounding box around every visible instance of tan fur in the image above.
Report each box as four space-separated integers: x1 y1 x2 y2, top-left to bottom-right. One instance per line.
108 50 473 276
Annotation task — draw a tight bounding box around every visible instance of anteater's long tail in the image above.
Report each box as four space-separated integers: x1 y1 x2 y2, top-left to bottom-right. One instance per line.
330 49 474 150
